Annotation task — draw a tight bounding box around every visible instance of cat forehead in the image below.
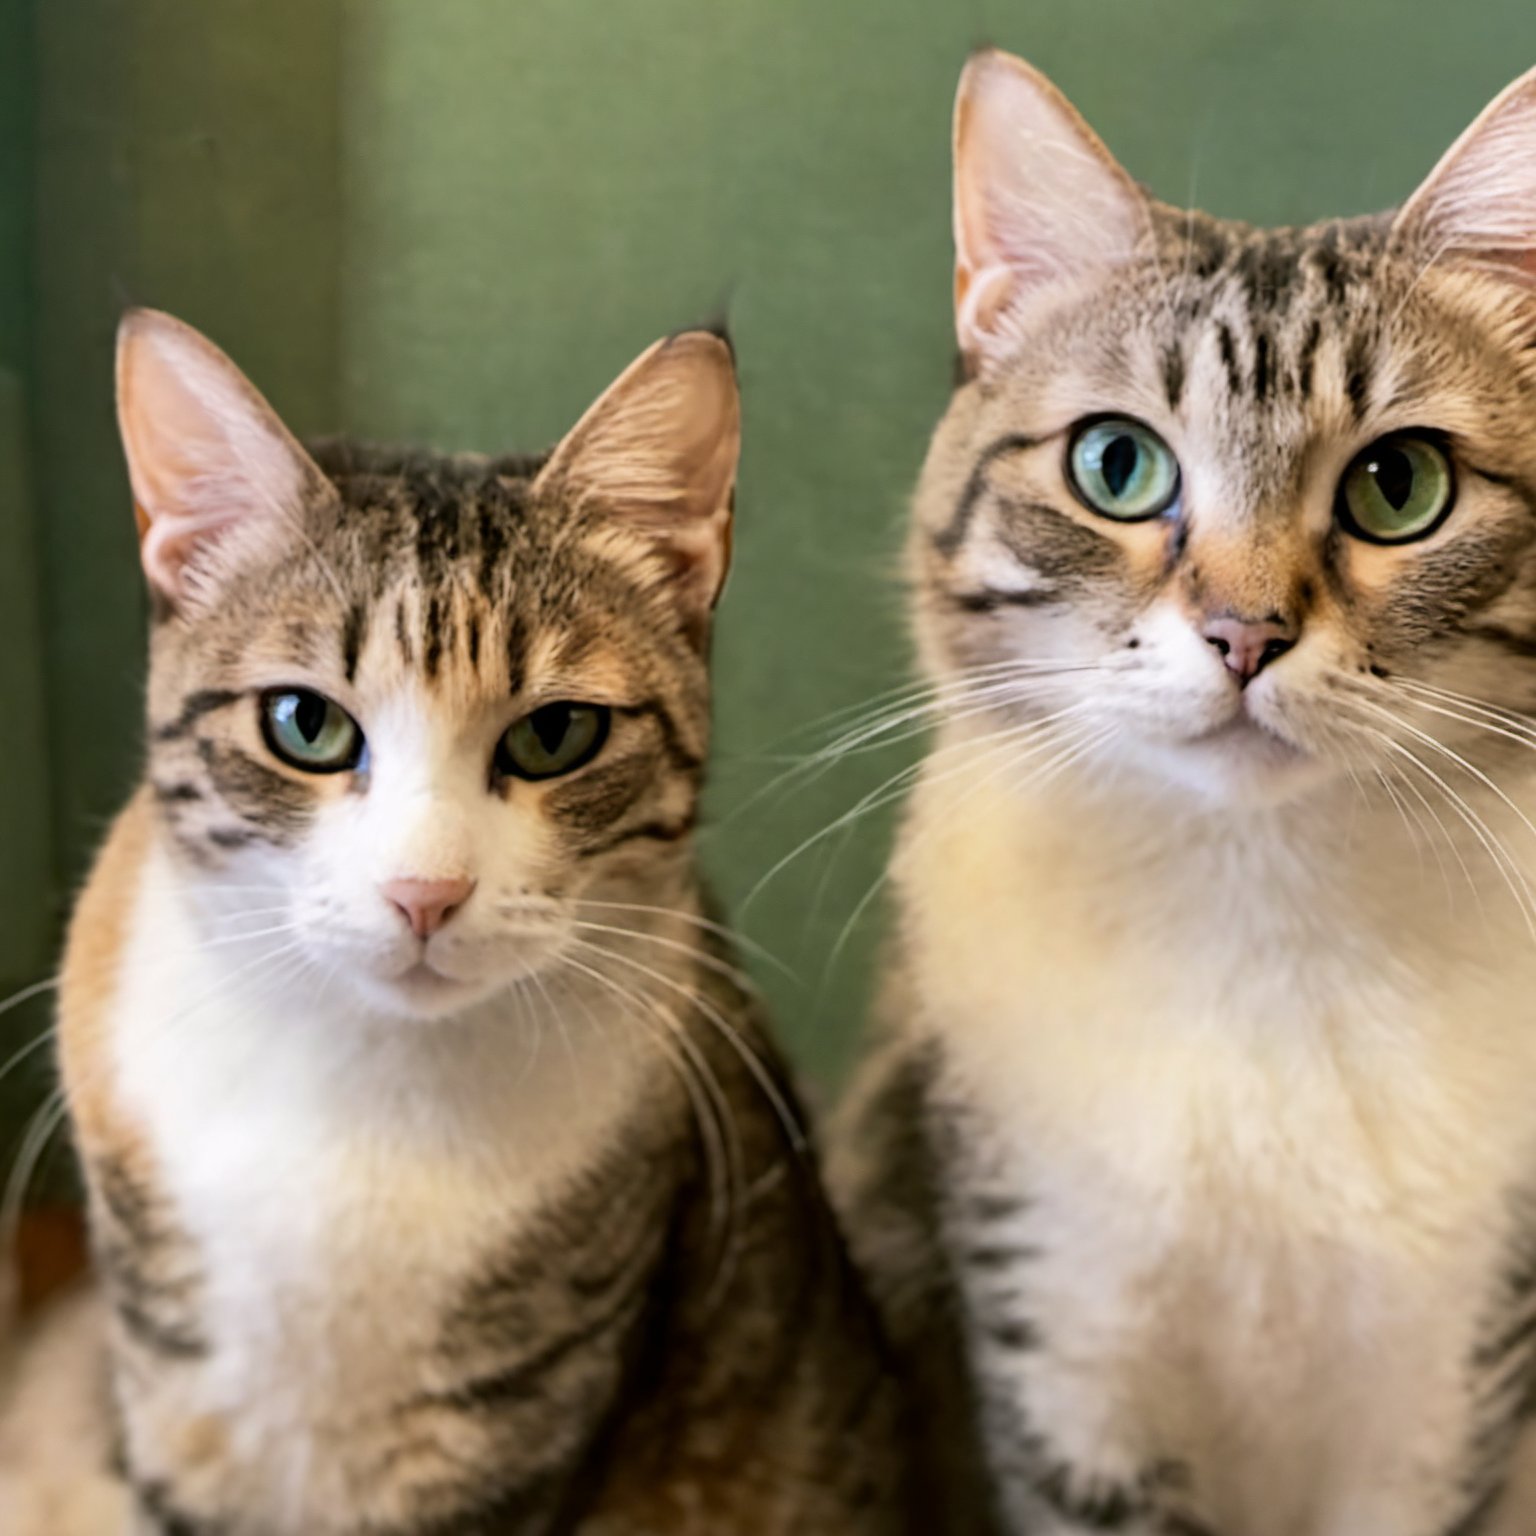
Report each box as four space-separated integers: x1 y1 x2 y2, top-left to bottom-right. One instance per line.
315 448 545 575
988 209 1532 457
161 449 668 695
1028 213 1390 396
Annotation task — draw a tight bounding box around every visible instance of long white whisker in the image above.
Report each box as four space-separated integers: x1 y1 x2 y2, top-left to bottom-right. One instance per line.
740 704 1092 912
566 920 758 995
1363 729 1534 938
566 900 795 983
555 950 739 1250
567 937 806 1158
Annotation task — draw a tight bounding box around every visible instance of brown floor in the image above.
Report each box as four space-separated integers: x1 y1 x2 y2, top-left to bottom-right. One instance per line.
16 1206 89 1314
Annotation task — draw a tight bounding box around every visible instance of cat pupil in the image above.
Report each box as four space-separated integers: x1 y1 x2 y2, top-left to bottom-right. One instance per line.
1373 448 1413 511
531 704 571 755
295 692 327 743
1102 434 1138 497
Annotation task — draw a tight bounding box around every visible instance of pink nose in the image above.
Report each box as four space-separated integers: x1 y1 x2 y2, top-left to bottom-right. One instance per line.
381 876 476 939
1202 614 1296 686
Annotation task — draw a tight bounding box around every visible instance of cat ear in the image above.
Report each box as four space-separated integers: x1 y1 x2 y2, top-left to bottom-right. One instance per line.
116 308 331 610
1393 65 1536 285
534 330 740 630
953 49 1149 368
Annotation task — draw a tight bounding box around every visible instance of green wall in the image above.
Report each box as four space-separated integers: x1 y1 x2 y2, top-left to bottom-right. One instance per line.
0 0 53 1158
7 0 1536 1144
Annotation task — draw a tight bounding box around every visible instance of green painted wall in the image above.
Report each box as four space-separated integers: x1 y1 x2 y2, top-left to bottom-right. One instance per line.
0 0 53 1156
8 0 1536 1148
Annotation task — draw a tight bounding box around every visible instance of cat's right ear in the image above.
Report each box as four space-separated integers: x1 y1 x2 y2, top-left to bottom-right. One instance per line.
953 49 1148 371
116 309 333 611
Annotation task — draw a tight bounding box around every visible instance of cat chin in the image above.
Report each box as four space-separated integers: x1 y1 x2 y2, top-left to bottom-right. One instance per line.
341 965 515 1024
1128 723 1338 809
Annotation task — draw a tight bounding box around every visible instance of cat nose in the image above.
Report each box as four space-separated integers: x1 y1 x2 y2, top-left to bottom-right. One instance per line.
381 876 476 939
1202 614 1296 686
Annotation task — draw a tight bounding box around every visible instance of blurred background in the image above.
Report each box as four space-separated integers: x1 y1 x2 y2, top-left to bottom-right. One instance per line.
5 0 1536 1199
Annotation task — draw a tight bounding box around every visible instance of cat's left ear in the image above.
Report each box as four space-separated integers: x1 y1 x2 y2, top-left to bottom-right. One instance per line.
953 49 1149 370
1393 64 1536 284
533 331 739 637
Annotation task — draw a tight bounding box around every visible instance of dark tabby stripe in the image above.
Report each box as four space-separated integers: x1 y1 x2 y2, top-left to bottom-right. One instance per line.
618 701 703 774
154 689 243 743
342 602 367 682
577 810 698 859
1344 331 1374 421
1215 322 1242 397
135 1479 216 1536
151 781 204 804
94 1157 206 1362
933 434 1043 556
1469 622 1536 659
194 739 311 838
1161 344 1185 412
948 587 1059 614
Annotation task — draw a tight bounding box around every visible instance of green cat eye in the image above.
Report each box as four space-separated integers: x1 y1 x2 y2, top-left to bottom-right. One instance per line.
1338 433 1455 544
1067 417 1181 521
260 689 363 773
496 702 610 782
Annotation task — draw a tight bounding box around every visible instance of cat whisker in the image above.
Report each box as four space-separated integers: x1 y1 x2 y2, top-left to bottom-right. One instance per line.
809 665 1102 760
1340 707 1530 936
1388 677 1536 742
567 936 806 1159
530 967 578 1084
566 920 760 996
0 1087 70 1263
1368 762 1434 887
739 703 1093 913
755 657 1052 746
814 716 1105 991
793 712 1110 1019
552 949 741 1262
1330 707 1487 912
1378 683 1536 765
1379 752 1469 910
0 976 58 1023
1345 692 1536 858
567 900 796 983
0 1026 59 1098
727 663 1106 822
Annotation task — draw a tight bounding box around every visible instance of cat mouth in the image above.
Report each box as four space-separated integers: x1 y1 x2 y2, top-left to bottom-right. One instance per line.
394 961 467 995
1191 711 1304 759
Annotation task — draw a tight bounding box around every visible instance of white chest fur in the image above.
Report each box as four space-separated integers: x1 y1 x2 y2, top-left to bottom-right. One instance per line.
105 842 658 1527
897 755 1536 1536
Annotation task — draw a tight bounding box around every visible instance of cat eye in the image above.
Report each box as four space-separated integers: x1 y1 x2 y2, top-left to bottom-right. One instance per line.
1337 433 1455 545
1067 417 1181 522
496 703 610 781
260 689 364 773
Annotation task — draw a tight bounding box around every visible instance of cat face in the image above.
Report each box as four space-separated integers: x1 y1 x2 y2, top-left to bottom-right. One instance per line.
120 312 738 1018
916 52 1536 807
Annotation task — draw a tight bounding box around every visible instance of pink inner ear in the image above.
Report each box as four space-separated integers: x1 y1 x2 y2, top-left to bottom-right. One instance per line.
116 309 321 606
1392 67 1536 286
952 50 1146 361
139 505 244 602
534 331 740 617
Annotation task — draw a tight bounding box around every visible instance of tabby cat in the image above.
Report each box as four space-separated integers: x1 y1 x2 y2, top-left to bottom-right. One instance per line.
0 310 901 1534
838 50 1536 1536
